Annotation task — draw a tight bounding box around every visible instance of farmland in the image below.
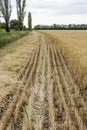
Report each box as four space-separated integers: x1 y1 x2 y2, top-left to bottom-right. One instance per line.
0 31 87 130
40 30 87 100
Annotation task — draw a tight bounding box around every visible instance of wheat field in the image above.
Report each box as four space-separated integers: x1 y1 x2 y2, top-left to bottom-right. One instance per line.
0 31 87 130
41 30 87 101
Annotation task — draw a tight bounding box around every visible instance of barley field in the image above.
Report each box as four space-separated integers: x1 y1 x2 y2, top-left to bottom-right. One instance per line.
0 31 87 130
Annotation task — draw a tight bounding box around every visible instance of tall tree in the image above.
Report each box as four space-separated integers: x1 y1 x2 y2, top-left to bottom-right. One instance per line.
0 0 11 32
28 12 32 30
16 0 26 30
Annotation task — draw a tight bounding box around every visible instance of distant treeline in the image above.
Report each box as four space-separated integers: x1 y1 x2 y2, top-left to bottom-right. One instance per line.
34 24 87 30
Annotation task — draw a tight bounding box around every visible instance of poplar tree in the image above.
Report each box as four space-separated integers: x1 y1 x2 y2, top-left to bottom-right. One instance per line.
16 0 26 30
0 0 11 32
28 12 32 30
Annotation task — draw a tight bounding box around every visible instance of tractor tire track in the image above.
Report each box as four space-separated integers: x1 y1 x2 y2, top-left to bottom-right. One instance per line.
0 33 87 130
0 42 40 130
52 43 86 130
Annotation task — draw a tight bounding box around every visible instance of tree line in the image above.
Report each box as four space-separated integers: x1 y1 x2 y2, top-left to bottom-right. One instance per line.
34 24 87 30
0 0 32 32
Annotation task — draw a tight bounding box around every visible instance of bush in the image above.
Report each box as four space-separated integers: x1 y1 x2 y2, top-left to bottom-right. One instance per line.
0 22 5 29
10 19 19 30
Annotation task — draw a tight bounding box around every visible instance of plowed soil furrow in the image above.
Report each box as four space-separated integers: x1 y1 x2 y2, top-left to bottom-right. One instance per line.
0 33 87 130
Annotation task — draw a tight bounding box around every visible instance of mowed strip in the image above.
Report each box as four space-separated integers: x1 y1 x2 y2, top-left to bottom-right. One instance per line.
0 31 87 130
0 31 41 129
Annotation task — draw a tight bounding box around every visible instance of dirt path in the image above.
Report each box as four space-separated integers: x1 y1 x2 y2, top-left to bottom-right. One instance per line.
0 33 87 130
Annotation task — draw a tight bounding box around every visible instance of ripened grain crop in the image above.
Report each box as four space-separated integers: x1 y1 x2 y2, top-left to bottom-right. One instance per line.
0 31 87 130
40 30 87 102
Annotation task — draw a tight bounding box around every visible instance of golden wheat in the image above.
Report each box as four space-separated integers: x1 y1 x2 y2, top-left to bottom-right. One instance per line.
41 30 87 100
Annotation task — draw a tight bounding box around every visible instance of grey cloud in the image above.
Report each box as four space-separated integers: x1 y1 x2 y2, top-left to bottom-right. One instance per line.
52 4 87 15
12 0 87 15
29 0 87 15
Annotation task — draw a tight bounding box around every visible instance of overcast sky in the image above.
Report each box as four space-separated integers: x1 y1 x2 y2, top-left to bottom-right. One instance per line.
11 0 87 27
